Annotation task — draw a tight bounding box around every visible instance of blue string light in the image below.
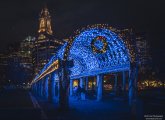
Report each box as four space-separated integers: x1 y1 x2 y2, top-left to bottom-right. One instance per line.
33 26 130 82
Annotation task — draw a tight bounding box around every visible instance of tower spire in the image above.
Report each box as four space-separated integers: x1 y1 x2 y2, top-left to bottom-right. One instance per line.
38 6 53 35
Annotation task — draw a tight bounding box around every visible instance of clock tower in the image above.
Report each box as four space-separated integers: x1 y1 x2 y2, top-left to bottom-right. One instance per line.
38 6 53 35
33 6 64 75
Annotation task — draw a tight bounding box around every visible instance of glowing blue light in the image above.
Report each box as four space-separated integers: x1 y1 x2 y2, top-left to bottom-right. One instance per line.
68 28 130 78
34 27 130 81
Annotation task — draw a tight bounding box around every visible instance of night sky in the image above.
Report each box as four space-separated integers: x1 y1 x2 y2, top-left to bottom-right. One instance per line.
0 0 164 76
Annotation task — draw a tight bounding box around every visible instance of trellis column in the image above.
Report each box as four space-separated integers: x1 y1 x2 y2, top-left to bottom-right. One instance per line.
48 74 53 102
129 66 138 106
38 81 40 96
35 82 37 95
41 80 44 97
42 79 46 98
80 77 85 100
32 84 35 93
31 84 33 91
70 79 73 96
33 84 35 93
35 83 37 94
80 78 83 88
114 74 118 92
97 74 103 101
38 81 41 96
39 81 42 96
34 83 37 94
85 77 88 90
57 80 60 100
51 73 56 101
44 77 49 99
35 83 37 95
122 71 126 93
55 73 60 102
37 82 40 96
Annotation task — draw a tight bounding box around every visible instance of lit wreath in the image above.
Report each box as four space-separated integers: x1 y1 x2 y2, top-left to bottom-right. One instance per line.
91 36 108 53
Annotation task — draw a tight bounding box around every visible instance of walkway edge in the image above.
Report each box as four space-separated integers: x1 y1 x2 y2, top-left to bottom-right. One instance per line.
29 92 48 119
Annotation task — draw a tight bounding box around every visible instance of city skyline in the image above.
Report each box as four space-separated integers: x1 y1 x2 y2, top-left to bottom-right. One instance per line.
0 1 164 119
0 0 164 78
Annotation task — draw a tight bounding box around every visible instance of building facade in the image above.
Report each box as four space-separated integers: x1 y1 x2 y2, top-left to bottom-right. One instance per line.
0 53 8 85
110 27 152 80
135 33 152 74
4 37 35 85
20 36 35 70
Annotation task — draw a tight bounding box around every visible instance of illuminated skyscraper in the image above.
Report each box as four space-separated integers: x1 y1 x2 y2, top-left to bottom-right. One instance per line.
33 6 64 75
20 36 35 71
135 33 152 74
4 37 35 85
109 27 152 78
0 53 8 85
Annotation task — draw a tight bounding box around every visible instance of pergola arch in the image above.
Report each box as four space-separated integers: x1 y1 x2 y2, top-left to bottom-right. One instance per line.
32 24 138 109
47 26 131 79
64 27 131 78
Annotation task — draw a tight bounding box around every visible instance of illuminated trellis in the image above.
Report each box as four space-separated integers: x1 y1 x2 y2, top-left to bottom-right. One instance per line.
31 24 140 107
33 24 134 82
68 26 130 78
